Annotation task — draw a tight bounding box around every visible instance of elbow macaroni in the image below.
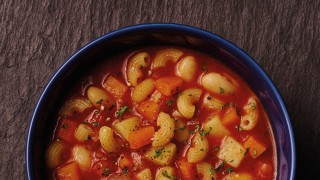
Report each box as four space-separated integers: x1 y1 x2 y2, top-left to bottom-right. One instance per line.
74 124 93 142
202 93 224 110
196 162 217 180
46 141 66 168
127 52 151 87
175 55 198 82
72 145 92 171
113 116 140 141
152 112 175 147
201 72 236 94
87 86 114 109
187 133 209 163
132 78 155 103
59 98 92 117
151 48 183 70
99 126 118 152
240 97 259 130
177 88 202 119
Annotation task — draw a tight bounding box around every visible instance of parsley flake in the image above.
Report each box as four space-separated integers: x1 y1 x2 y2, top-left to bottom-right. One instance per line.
62 124 68 129
253 148 257 156
166 100 175 106
116 106 129 118
154 147 165 158
219 87 225 93
102 168 110 176
96 99 103 104
92 122 100 126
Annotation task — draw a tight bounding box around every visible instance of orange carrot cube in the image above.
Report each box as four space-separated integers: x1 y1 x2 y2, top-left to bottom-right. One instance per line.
243 136 267 158
155 76 183 96
103 75 128 99
57 162 80 180
128 126 155 149
176 159 195 180
136 101 160 124
222 106 240 126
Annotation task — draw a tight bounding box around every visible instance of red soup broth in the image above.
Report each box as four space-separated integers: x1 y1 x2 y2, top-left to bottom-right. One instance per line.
45 47 276 180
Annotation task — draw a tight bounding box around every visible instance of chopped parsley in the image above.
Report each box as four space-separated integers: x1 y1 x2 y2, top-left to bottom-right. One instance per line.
62 124 68 129
109 103 115 110
154 147 165 158
251 102 257 110
122 166 128 175
96 99 103 104
83 120 89 124
166 100 175 106
253 148 257 156
199 127 212 140
219 87 225 93
85 135 91 140
235 125 244 131
209 167 214 174
92 122 100 126
179 126 186 131
225 167 234 173
116 106 129 117
94 110 100 114
200 148 204 151
222 102 236 110
162 170 176 179
102 168 110 176
201 62 208 72
213 145 219 152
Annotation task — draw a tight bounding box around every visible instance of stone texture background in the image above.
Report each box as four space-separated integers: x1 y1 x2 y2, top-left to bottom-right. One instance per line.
0 0 319 179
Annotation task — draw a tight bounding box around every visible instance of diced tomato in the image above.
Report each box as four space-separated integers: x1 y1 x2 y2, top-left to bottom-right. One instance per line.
57 118 78 143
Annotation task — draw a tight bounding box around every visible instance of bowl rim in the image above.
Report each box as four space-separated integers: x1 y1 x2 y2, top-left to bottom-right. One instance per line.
26 23 296 179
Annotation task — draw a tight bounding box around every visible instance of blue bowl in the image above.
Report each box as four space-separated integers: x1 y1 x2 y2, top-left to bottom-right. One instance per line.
26 23 295 179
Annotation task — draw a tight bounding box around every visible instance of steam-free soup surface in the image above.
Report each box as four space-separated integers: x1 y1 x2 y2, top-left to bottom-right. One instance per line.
45 47 276 179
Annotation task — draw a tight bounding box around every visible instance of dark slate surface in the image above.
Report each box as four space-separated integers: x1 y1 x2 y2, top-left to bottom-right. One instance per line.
0 0 319 179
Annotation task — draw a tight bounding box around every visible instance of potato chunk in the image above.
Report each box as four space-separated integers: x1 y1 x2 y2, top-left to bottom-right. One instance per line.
144 143 177 166
217 136 245 168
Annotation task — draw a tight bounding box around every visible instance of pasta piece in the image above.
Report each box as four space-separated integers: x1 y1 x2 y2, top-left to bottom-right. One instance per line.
136 168 152 180
113 116 140 141
99 126 119 152
72 145 92 171
173 119 189 142
151 48 183 70
103 75 128 99
46 141 66 168
196 162 217 180
144 142 177 166
187 133 209 163
201 72 236 94
240 97 258 130
59 98 93 117
87 86 115 109
132 78 155 103
175 55 198 82
155 166 176 180
217 136 246 168
56 162 80 180
203 115 230 138
152 112 175 147
223 172 253 180
177 88 202 119
127 52 151 87
202 93 224 110
74 124 93 142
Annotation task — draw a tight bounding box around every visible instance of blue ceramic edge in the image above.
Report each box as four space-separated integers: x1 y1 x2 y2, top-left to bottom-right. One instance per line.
26 23 296 179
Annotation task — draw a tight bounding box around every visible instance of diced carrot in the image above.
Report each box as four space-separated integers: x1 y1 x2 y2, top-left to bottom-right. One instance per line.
128 126 155 149
136 101 160 124
176 159 196 180
57 118 78 143
117 153 132 169
243 136 267 158
222 106 240 126
103 75 128 99
57 162 80 180
254 161 273 178
155 76 183 96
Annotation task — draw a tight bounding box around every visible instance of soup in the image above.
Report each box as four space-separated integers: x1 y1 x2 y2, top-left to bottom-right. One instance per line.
45 47 276 179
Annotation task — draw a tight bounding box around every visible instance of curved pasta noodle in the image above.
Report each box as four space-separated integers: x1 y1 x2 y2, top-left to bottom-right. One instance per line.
127 52 151 87
196 162 217 180
136 168 152 180
202 93 224 110
74 124 93 142
217 136 246 168
240 97 258 130
46 141 66 168
155 166 176 180
113 116 140 141
151 48 183 70
152 112 175 147
99 126 118 152
187 133 209 163
224 172 253 180
144 142 177 166
201 72 236 94
72 145 92 171
132 78 155 103
59 98 93 117
87 86 115 109
173 118 189 142
177 88 202 119
175 55 198 82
